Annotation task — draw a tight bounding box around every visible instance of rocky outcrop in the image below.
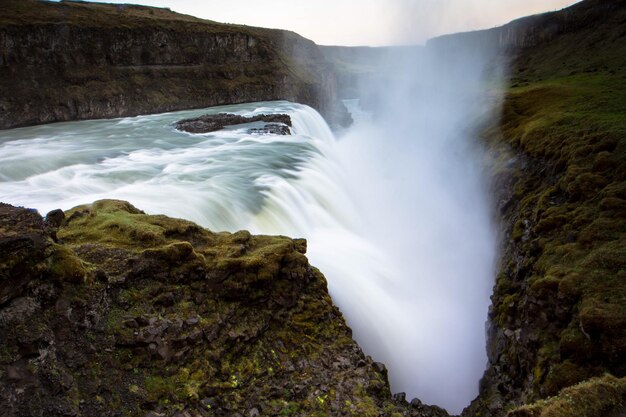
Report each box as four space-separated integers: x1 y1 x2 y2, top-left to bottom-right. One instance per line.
175 113 292 135
0 0 350 129
0 200 447 417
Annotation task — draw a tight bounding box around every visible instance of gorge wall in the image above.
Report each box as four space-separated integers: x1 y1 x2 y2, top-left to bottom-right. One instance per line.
463 1 626 415
428 0 625 52
0 0 350 129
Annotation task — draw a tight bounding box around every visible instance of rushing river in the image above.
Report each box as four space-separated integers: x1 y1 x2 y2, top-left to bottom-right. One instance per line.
0 99 496 413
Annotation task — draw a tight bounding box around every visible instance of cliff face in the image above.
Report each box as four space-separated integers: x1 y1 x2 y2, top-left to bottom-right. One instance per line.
463 1 626 416
0 0 350 129
427 0 626 75
0 200 448 417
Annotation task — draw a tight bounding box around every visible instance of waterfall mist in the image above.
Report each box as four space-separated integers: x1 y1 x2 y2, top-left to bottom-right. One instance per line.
309 37 505 413
247 35 505 410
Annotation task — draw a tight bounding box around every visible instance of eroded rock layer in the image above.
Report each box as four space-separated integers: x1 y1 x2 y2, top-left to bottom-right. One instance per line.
0 0 351 129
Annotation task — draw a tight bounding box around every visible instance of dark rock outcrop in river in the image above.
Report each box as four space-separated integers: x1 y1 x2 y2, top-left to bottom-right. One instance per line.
0 200 448 417
175 113 292 135
0 0 351 130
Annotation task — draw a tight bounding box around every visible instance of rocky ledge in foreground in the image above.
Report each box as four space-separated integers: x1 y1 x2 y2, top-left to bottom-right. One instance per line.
175 113 292 135
0 200 447 417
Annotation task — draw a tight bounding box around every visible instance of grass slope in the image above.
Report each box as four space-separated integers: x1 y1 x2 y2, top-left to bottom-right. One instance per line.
507 375 626 417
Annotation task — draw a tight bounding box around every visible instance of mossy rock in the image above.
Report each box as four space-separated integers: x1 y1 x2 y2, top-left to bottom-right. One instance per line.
48 245 88 284
0 200 445 417
508 375 626 417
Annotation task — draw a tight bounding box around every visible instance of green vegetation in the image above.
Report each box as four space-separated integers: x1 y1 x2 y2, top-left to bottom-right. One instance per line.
3 199 437 416
1 0 243 33
466 3 626 414
507 375 626 417
471 5 626 411
490 71 626 395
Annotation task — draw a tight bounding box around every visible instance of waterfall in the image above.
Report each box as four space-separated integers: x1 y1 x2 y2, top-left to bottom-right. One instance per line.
0 95 498 413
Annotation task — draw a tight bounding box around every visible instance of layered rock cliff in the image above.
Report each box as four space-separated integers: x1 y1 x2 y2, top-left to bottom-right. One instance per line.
0 0 350 129
427 0 626 75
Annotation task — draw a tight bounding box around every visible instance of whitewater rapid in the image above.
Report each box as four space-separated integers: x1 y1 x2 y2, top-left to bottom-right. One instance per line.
0 100 495 413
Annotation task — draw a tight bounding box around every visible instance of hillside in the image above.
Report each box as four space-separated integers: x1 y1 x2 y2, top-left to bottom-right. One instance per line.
0 0 350 129
463 1 626 416
1 0 625 416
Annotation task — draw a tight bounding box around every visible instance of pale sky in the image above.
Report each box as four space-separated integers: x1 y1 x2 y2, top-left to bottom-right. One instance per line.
68 0 582 46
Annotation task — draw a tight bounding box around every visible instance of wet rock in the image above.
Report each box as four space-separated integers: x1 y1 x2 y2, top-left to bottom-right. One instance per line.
185 316 199 326
6 363 36 383
61 372 74 390
154 292 175 307
45 209 65 228
135 316 150 327
410 397 423 407
373 361 388 377
186 329 203 343
0 297 40 325
0 204 51 306
248 123 290 135
175 113 292 135
123 318 139 328
157 342 173 361
393 392 407 402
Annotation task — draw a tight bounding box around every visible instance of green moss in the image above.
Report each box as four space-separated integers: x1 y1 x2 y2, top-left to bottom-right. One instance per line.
144 375 175 403
60 200 168 249
508 375 625 417
529 276 560 298
490 69 626 400
48 245 88 284
496 293 520 327
278 401 300 416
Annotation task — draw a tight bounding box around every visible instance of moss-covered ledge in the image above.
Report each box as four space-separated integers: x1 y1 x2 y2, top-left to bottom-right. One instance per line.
0 199 447 417
507 375 625 417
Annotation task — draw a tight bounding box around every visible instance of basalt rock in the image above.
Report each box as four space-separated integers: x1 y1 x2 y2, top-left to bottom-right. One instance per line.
0 0 351 130
175 113 292 135
0 200 446 417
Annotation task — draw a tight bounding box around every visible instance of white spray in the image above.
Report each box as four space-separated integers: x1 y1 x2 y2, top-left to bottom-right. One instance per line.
253 38 503 413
